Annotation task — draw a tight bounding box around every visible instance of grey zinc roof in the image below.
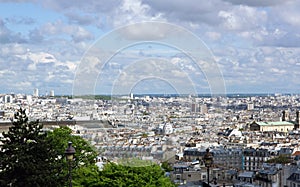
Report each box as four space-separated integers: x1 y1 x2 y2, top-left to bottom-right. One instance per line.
238 171 255 178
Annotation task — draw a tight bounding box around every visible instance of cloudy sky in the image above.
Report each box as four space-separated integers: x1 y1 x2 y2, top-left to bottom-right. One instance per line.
1 0 300 96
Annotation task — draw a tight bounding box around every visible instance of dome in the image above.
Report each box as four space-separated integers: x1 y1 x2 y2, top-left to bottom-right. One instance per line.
163 123 173 135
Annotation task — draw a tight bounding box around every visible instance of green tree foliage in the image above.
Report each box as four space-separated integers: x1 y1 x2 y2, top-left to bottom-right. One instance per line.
266 154 291 164
76 162 176 187
46 126 98 169
72 165 101 187
0 108 98 187
0 108 62 186
161 161 173 172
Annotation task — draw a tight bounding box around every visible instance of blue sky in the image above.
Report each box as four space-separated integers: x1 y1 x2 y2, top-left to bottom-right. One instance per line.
0 0 300 96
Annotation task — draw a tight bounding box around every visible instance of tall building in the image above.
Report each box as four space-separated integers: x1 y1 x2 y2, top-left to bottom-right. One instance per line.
33 88 39 97
50 90 55 97
200 104 208 114
4 95 13 103
191 103 199 113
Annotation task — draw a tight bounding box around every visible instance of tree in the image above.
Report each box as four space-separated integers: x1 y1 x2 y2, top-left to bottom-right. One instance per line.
266 154 291 164
0 108 62 186
71 160 176 187
46 126 98 186
96 162 176 187
72 164 101 187
46 126 98 169
0 108 98 187
161 161 173 172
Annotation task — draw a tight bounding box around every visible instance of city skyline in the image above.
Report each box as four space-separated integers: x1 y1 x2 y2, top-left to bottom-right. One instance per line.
1 1 300 95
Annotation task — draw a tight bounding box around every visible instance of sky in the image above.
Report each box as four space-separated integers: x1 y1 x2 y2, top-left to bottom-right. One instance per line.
0 0 300 96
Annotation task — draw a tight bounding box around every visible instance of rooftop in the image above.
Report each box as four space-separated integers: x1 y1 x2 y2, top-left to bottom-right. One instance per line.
256 121 294 126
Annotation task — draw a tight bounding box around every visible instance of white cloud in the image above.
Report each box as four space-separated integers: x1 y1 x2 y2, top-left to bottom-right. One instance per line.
118 22 171 40
270 68 286 74
205 31 221 40
0 43 27 56
12 81 32 89
223 0 291 7
28 20 94 43
114 0 164 27
1 0 300 94
0 70 16 77
218 5 267 31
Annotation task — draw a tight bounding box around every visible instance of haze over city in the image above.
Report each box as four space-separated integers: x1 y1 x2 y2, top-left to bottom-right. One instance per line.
1 0 300 95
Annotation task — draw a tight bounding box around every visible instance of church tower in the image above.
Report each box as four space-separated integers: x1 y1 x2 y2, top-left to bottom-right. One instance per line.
295 111 300 129
282 110 288 121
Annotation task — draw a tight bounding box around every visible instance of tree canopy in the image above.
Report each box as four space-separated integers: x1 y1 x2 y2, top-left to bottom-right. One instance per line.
46 126 98 169
0 108 61 186
266 154 291 164
0 108 97 186
73 162 176 187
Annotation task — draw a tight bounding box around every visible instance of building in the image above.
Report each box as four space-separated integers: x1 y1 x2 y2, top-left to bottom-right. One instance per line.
250 111 300 132
191 103 199 113
255 164 282 187
50 90 55 97
212 148 243 170
183 148 243 170
200 104 208 114
4 95 13 103
250 121 294 132
163 123 173 135
236 171 255 185
171 164 203 185
33 88 39 97
247 103 254 110
183 148 206 161
286 170 300 187
243 148 271 171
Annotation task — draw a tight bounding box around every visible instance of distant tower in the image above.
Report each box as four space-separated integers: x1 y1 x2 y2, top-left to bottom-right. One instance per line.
50 90 55 97
191 103 199 113
282 110 286 121
296 111 300 129
33 88 39 97
282 110 289 121
200 104 208 114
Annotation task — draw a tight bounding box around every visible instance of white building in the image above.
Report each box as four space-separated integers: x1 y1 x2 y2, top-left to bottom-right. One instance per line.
33 88 39 97
163 123 173 135
50 90 55 97
4 95 13 103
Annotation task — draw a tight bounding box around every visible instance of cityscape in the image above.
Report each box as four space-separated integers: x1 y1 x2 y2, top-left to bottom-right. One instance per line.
1 0 300 186
2 91 300 186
